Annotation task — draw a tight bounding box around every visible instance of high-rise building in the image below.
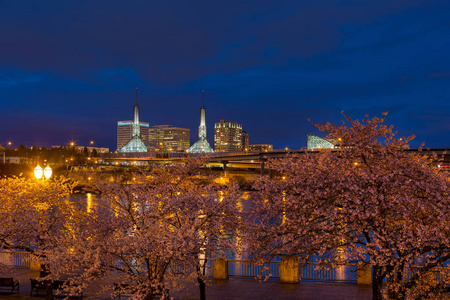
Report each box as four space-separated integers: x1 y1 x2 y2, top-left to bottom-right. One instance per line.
149 125 190 151
117 88 148 153
117 121 150 151
242 131 249 151
187 91 214 153
214 120 243 152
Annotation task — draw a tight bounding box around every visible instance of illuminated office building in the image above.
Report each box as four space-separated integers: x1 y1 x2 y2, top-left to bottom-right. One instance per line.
149 125 190 151
117 89 148 153
117 121 150 151
214 120 243 152
187 91 214 153
242 131 249 151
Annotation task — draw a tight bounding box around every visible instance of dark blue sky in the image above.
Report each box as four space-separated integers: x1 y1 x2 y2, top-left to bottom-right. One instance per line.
1 0 449 151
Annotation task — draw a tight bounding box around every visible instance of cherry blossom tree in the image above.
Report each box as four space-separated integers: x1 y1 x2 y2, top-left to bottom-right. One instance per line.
0 176 79 299
0 176 76 256
246 113 450 300
49 156 240 300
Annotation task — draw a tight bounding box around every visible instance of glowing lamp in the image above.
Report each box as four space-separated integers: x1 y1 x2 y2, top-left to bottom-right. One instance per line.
44 165 53 179
34 165 44 179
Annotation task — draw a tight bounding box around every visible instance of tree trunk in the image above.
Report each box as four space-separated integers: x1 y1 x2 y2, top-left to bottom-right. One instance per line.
372 266 383 300
386 266 395 299
40 264 54 300
197 276 206 300
45 281 54 300
196 262 207 300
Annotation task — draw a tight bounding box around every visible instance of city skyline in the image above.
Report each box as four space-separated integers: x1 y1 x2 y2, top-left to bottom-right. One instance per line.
1 1 449 150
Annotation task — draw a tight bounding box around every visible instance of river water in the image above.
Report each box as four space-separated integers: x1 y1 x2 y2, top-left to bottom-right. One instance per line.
69 191 252 260
68 192 352 281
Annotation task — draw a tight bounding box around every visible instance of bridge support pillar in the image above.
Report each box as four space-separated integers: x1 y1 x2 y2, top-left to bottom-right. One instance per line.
222 161 228 177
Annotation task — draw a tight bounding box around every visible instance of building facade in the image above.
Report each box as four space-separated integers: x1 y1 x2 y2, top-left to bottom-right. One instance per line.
306 134 335 150
249 144 273 152
117 89 148 153
74 146 110 154
214 120 243 152
117 121 150 151
241 131 249 151
149 125 190 151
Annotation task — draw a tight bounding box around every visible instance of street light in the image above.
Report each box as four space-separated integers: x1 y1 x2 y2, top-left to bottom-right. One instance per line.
44 165 52 179
34 164 43 179
34 164 52 179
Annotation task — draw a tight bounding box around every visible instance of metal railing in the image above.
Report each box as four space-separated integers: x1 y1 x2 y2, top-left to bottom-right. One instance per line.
108 258 216 277
170 259 215 276
227 260 357 282
300 263 357 282
228 259 279 278
1 251 358 283
0 251 31 269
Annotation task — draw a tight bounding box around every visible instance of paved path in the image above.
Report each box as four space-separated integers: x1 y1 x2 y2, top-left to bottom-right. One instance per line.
4 269 372 300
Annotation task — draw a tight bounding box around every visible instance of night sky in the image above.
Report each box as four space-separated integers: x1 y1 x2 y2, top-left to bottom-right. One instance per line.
1 0 449 151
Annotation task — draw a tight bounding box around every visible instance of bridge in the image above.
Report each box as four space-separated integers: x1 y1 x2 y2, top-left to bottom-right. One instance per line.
71 150 293 177
68 148 450 177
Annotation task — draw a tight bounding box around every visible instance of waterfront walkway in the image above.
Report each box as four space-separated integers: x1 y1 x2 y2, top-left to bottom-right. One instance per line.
5 269 372 300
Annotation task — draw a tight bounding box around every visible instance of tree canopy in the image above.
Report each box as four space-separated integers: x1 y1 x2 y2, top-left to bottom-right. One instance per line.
247 113 450 300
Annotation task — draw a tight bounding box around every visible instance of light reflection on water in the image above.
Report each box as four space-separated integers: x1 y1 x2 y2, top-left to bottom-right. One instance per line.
69 192 98 213
69 191 251 213
68 192 353 281
68 191 252 259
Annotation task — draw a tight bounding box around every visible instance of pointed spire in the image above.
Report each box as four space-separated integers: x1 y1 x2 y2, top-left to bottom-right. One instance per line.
187 89 213 153
133 88 140 137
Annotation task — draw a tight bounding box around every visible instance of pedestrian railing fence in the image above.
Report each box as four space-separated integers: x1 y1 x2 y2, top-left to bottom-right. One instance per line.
300 263 357 282
0 251 31 269
0 251 357 282
227 259 357 282
228 259 279 279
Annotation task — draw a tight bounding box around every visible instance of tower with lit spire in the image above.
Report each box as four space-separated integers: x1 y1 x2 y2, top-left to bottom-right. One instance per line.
187 91 213 153
118 88 148 153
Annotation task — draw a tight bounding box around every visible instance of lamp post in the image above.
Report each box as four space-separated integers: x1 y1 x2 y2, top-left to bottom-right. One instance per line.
3 141 12 164
34 164 52 180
